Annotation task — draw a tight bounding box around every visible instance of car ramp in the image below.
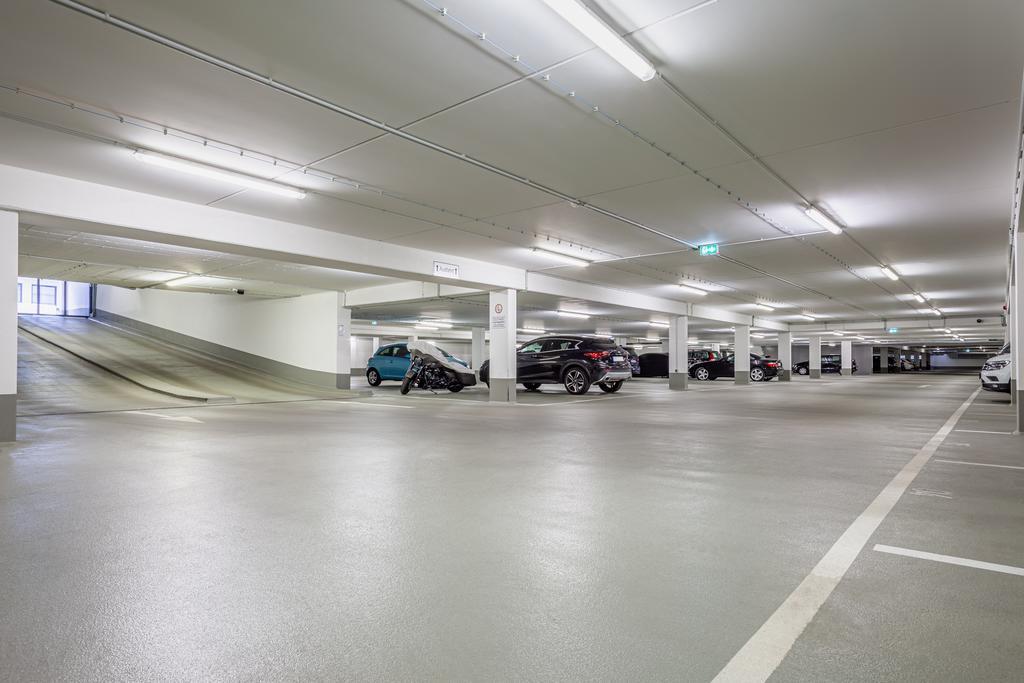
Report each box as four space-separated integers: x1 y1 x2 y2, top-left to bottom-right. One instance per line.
17 315 364 413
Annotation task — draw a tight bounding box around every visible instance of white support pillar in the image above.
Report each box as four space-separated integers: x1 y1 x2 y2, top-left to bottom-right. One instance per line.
407 334 418 344
777 331 792 382
734 325 751 384
471 327 486 371
840 340 853 376
809 335 822 379
668 315 689 390
1 211 17 441
711 343 721 354
1014 229 1024 429
488 289 517 402
336 303 352 390
370 336 381 352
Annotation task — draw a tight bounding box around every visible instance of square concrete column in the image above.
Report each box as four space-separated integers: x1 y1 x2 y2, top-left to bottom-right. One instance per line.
711 343 721 353
840 339 853 376
1014 231 1024 429
1 211 16 441
734 324 751 384
471 327 486 371
877 346 890 373
668 315 689 390
808 335 822 378
335 304 352 389
371 336 381 352
777 331 792 381
488 289 517 402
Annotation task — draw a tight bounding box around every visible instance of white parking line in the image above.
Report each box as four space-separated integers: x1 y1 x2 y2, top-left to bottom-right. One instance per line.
873 544 1024 577
335 400 415 409
954 429 1014 435
935 459 1024 471
711 387 980 683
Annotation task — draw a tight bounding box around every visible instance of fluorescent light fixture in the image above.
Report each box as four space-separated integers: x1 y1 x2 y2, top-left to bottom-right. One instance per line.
164 274 199 288
798 314 817 321
557 310 590 319
414 325 439 331
804 205 843 235
754 303 776 311
913 293 926 303
648 321 670 328
931 308 942 316
751 334 766 339
854 336 867 341
831 331 845 336
531 247 591 267
880 266 899 281
678 284 709 297
540 0 656 81
518 327 546 335
133 150 306 199
419 321 452 329
943 328 952 333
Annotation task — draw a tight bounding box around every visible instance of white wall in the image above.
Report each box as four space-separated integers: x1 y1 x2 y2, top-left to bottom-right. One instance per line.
97 286 343 374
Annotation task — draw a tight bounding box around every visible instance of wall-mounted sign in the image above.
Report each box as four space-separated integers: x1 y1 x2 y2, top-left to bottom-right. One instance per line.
491 302 506 330
433 261 460 279
698 243 719 256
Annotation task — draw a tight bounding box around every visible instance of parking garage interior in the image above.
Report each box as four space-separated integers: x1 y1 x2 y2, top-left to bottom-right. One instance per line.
2 1 1024 680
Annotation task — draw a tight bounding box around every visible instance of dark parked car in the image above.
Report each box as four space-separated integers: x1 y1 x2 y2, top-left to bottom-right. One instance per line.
479 335 632 394
625 347 641 377
637 349 722 378
793 354 857 375
690 353 781 382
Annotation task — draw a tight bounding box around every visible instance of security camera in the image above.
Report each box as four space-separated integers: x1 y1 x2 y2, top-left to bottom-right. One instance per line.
233 288 245 295
976 318 982 324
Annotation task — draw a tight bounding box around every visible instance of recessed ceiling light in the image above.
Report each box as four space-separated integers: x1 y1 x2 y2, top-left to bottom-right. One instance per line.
531 247 592 267
133 149 306 199
880 266 899 281
557 310 590 319
804 205 843 235
540 0 656 81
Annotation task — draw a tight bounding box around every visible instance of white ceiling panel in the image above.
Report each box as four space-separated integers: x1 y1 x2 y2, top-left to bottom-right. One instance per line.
642 0 1024 156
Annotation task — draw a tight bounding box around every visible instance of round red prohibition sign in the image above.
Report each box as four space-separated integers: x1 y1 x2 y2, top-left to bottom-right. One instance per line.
494 303 503 314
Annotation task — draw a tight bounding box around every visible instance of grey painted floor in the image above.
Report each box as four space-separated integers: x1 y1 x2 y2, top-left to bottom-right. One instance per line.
1 372 1021 681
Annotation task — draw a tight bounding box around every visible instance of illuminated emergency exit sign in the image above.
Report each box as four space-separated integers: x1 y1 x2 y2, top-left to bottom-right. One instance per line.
698 243 719 256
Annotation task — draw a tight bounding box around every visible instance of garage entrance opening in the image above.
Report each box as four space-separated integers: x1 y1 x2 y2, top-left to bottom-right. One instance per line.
16 277 92 317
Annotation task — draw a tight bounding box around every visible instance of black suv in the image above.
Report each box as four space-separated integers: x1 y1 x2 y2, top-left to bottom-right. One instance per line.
479 335 633 394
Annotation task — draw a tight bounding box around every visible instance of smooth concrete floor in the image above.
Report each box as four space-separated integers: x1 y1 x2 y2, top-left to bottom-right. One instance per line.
2 373 1022 681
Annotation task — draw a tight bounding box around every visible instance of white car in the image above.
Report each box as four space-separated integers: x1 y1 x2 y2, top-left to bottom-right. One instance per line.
980 344 1011 393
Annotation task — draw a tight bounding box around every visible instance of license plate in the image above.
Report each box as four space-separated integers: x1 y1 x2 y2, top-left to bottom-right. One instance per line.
612 355 624 363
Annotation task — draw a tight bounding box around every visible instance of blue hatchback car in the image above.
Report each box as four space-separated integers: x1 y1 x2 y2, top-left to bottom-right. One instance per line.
365 342 468 386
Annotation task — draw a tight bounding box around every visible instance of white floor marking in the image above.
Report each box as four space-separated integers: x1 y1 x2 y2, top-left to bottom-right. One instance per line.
909 488 952 499
711 387 980 683
336 400 415 409
124 410 203 423
954 429 1014 435
935 459 1024 471
873 544 1024 577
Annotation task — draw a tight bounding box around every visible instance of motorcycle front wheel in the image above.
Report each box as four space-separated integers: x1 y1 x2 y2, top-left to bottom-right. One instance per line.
448 383 464 392
400 373 415 395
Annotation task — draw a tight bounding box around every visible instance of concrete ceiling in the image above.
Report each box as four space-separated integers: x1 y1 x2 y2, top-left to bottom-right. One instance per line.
2 0 1022 325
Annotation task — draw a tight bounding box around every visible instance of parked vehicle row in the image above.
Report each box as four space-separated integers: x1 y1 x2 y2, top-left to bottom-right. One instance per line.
365 342 467 386
632 349 721 378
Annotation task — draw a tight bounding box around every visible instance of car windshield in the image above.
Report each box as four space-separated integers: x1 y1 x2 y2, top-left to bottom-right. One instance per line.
998 343 1010 355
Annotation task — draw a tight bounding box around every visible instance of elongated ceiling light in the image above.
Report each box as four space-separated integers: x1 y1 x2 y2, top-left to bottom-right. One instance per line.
518 327 547 335
804 205 843 235
133 149 306 199
414 325 439 331
540 0 656 81
678 283 709 297
913 293 926 303
532 247 591 267
557 310 590 319
880 266 899 281
648 321 670 328
798 313 817 321
754 303 775 311
419 321 453 329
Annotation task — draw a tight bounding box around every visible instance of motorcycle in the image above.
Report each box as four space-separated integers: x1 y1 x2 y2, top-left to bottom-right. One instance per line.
401 341 477 395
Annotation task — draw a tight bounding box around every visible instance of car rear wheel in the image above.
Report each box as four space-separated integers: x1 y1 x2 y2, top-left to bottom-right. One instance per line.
523 382 542 391
695 367 710 381
750 367 765 382
598 380 623 393
797 366 809 375
563 368 591 395
366 368 382 386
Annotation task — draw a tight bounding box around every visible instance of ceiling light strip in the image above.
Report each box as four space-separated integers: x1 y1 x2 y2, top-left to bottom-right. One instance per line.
133 150 306 198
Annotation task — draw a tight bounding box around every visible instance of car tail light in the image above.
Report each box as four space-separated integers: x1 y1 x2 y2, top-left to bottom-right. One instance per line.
583 350 610 360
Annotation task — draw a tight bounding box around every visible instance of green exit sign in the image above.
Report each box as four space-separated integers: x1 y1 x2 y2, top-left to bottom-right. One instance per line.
699 243 719 256
888 327 899 334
